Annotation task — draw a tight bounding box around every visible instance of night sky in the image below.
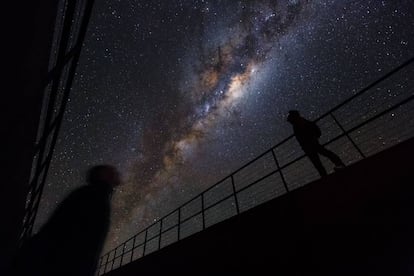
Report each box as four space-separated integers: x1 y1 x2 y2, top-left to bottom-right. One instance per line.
36 0 414 252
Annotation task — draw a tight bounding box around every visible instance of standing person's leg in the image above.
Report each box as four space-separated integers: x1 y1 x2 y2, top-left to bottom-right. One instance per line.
316 144 345 167
306 151 328 177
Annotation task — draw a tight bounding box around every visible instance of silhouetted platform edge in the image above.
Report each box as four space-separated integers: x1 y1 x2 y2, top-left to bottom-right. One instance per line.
106 138 414 276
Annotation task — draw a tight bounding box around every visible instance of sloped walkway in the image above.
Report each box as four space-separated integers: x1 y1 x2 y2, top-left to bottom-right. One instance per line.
105 137 414 276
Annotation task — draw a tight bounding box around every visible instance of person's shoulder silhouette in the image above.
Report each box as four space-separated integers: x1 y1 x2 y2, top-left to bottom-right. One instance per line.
287 110 320 144
10 165 121 276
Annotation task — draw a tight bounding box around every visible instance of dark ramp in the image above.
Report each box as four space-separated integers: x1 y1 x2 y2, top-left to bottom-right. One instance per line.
106 137 414 276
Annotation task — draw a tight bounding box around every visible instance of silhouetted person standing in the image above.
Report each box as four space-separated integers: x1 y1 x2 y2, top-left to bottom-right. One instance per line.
287 110 345 177
10 165 121 276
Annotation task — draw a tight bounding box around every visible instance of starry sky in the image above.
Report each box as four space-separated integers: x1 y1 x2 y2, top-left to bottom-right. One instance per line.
36 0 414 252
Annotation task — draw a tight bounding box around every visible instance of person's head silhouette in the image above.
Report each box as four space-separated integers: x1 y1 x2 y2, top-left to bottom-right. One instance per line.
287 110 301 124
87 165 121 188
10 164 120 276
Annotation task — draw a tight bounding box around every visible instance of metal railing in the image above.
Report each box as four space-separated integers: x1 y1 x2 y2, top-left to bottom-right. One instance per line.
97 57 414 275
19 0 96 244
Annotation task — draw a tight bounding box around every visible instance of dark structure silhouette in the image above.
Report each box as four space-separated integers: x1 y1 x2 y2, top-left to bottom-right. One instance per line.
9 165 120 276
287 110 345 176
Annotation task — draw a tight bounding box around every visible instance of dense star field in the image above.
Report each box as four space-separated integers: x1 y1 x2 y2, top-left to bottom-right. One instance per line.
35 0 414 252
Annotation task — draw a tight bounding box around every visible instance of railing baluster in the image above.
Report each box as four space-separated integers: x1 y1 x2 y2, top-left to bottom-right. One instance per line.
120 242 126 266
142 229 148 256
177 208 181 241
158 219 163 250
110 249 116 271
130 236 136 262
231 175 240 214
201 193 206 230
104 253 109 274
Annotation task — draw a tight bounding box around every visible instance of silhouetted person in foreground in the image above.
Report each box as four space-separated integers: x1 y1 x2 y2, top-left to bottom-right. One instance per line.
287 110 345 177
10 165 121 276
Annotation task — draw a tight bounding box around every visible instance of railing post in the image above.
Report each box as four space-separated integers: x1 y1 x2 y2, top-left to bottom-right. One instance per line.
329 112 366 159
231 175 240 214
130 236 136 262
201 193 206 230
177 208 181 241
110 249 116 271
271 148 289 192
104 253 109 274
158 219 163 250
120 242 126 266
142 229 148 256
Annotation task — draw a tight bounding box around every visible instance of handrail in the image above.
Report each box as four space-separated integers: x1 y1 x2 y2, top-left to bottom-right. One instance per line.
96 56 414 274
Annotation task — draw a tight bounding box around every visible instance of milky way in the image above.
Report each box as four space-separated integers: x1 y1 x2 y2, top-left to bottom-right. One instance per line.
110 0 313 247
35 0 414 252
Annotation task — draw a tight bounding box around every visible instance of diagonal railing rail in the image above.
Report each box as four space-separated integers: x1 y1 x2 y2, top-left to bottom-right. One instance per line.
98 56 414 275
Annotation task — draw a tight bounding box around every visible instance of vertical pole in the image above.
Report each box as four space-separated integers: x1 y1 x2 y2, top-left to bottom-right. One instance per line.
130 236 136 263
177 208 181 241
143 229 148 256
271 148 289 192
110 249 116 271
330 112 366 159
120 242 126 266
201 193 206 230
104 253 109 274
158 219 163 250
231 175 240 214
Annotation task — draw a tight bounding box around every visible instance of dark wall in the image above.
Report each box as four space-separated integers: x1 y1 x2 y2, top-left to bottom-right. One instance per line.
107 138 414 276
1 1 58 270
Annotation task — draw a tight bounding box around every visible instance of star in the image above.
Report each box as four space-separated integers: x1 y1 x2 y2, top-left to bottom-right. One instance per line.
34 0 414 255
